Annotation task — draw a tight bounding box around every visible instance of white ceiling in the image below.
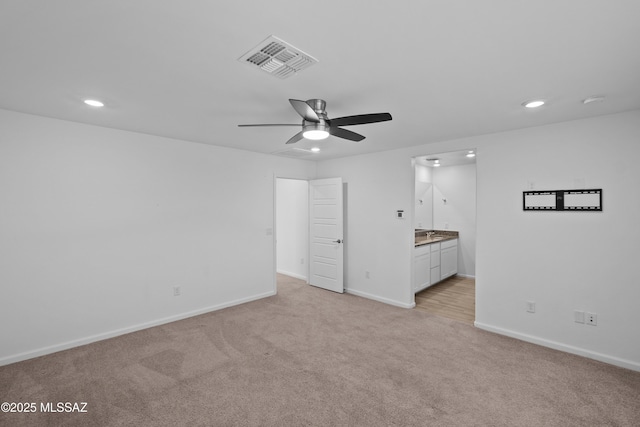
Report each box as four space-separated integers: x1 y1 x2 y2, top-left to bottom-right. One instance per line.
1 1 639 161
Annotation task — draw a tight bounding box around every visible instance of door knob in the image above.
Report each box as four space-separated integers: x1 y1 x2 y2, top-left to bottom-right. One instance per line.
333 239 342 244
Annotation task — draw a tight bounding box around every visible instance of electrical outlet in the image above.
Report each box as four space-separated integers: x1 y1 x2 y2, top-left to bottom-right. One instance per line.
526 301 536 313
365 271 370 279
300 258 304 265
574 310 585 324
173 286 181 297
586 312 597 326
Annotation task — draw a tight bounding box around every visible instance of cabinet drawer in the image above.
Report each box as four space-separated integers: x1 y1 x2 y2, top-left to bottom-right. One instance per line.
441 238 458 249
429 242 440 252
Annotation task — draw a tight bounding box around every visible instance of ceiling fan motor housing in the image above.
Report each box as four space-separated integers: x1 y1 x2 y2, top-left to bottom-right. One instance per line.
306 99 327 116
303 121 328 132
303 99 329 133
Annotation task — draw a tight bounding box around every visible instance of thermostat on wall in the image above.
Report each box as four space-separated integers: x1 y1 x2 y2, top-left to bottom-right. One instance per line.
397 210 405 219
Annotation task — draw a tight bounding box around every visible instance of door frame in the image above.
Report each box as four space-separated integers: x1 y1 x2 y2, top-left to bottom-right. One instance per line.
410 152 478 308
273 175 345 293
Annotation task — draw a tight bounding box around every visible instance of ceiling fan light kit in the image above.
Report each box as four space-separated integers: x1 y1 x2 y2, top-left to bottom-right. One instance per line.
239 99 392 145
303 128 330 140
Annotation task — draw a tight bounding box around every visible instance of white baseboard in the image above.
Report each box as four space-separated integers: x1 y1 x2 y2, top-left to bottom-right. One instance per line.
276 269 307 281
346 288 415 309
0 290 276 367
474 321 640 372
456 273 475 279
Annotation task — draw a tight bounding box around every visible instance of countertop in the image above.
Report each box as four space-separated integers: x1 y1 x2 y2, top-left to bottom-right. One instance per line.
414 230 459 247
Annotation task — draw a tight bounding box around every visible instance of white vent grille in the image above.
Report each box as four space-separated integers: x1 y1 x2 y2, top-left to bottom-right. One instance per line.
276 50 297 63
246 52 269 66
260 58 284 73
239 36 318 79
271 147 315 158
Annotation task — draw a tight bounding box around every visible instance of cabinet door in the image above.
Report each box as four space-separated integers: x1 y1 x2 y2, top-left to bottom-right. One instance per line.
430 245 440 267
441 246 458 280
430 266 441 286
414 251 431 291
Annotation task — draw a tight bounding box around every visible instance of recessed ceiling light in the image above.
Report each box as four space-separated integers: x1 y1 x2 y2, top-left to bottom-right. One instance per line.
523 100 545 108
84 99 104 107
310 147 321 152
582 96 605 105
466 153 476 158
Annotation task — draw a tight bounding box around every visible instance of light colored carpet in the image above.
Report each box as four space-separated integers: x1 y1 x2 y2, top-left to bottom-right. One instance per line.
1 274 639 426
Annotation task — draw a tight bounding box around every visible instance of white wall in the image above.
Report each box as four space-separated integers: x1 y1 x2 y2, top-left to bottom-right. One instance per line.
3 108 639 371
276 178 308 280
473 111 640 371
433 163 476 277
318 110 640 370
316 150 415 308
0 109 316 365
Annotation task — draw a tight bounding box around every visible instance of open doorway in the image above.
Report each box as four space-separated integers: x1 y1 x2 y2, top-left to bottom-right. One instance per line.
275 177 345 293
412 150 477 324
275 178 309 285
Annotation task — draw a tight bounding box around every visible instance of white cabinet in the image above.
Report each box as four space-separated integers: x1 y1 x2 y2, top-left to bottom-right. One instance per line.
440 238 458 280
414 238 458 293
413 244 431 291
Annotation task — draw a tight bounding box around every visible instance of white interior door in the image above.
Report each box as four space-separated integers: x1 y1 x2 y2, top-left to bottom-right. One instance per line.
309 178 344 293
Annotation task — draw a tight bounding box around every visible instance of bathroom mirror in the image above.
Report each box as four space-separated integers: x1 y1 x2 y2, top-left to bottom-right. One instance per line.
414 164 433 229
414 149 477 230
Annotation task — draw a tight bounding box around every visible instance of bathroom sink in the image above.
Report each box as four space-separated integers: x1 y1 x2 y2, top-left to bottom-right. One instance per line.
416 236 444 243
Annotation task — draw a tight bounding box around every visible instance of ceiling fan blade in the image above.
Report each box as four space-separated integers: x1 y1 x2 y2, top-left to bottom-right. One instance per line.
238 124 300 127
285 131 306 145
328 113 392 127
289 99 320 122
329 126 365 142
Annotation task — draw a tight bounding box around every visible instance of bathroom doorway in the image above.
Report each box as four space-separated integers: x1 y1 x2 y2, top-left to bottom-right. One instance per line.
412 149 477 323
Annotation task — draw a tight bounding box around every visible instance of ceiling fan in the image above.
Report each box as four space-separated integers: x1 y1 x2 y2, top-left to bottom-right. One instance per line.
238 99 392 145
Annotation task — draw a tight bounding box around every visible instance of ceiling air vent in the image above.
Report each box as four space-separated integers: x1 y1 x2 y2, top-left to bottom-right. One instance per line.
271 147 315 158
238 36 318 79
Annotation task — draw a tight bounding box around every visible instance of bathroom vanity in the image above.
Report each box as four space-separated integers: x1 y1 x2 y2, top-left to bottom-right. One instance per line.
413 230 458 292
